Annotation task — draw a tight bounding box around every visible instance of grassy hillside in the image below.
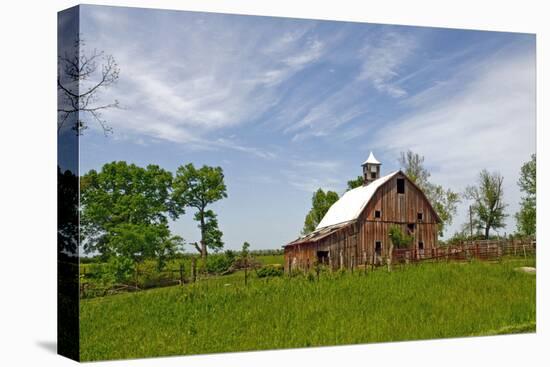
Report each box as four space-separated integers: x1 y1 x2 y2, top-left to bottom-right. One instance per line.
80 258 535 361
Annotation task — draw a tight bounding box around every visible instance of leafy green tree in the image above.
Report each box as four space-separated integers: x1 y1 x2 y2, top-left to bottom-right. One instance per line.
80 161 179 266
515 154 536 236
465 169 508 239
302 189 339 234
399 151 431 186
398 150 459 236
346 176 364 190
429 185 460 235
388 225 414 249
172 163 227 261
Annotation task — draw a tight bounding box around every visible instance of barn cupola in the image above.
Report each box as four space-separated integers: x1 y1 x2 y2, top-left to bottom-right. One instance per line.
362 152 381 185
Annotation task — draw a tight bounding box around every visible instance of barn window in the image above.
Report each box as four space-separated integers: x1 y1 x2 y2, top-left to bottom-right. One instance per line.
374 210 381 219
418 241 424 250
407 223 415 232
417 212 423 221
370 171 377 179
397 178 405 194
375 241 382 255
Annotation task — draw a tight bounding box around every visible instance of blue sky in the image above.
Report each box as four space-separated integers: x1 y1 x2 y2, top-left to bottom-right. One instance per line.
77 5 536 251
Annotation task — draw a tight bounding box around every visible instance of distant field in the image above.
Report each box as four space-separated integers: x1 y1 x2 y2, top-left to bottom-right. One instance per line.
80 258 535 361
255 254 284 265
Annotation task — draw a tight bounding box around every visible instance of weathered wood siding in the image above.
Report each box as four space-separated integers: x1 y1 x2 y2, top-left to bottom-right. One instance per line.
284 172 440 272
284 223 359 272
357 172 439 262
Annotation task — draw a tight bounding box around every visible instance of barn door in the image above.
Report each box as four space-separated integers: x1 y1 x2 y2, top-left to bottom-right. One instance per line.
316 251 329 265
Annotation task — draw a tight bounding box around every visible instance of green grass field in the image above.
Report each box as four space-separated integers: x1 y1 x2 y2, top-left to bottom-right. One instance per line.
80 258 535 361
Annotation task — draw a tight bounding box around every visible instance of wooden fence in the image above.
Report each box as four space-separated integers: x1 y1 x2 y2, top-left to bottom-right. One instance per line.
392 238 535 265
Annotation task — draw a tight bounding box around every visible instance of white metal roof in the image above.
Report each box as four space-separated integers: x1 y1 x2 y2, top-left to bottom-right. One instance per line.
362 151 381 165
316 171 399 230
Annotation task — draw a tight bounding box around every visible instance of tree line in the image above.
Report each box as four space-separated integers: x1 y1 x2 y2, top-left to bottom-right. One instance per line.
302 151 536 240
80 161 228 270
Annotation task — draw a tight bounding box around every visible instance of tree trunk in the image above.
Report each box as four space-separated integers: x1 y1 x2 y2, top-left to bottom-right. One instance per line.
484 225 490 240
199 210 207 263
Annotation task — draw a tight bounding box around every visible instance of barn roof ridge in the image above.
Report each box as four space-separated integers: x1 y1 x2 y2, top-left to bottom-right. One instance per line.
316 170 400 230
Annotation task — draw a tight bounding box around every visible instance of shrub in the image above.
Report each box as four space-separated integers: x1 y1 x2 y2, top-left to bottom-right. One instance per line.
106 256 135 284
256 264 284 278
205 253 235 274
388 225 413 248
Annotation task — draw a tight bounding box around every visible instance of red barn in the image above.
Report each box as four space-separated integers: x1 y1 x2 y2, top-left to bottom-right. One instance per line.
284 152 441 272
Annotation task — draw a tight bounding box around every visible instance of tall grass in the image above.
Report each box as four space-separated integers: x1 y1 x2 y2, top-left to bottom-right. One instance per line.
80 259 535 361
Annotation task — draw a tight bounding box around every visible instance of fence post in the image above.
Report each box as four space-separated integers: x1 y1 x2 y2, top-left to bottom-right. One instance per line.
288 258 292 277
179 263 184 285
315 261 321 281
191 257 197 283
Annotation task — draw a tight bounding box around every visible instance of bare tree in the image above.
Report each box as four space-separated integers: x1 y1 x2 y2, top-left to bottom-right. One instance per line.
398 150 460 236
464 169 508 239
58 37 120 135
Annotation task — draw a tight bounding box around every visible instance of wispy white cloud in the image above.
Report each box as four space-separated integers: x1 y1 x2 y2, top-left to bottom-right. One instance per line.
372 47 536 235
213 138 277 159
284 84 367 136
83 9 423 149
283 39 324 68
82 8 326 155
358 31 417 97
273 30 419 142
281 159 344 192
284 172 343 193
290 159 341 171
